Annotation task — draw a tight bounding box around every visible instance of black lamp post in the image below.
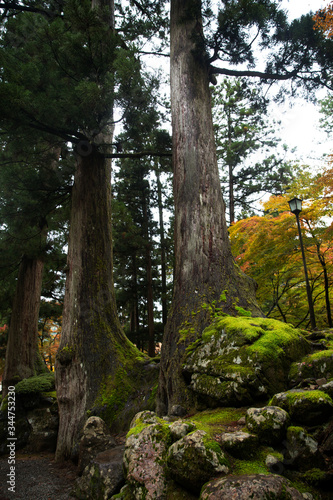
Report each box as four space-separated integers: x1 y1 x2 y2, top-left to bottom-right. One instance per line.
288 197 316 329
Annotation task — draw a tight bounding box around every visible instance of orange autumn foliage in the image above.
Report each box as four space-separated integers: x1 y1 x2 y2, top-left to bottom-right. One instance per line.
313 1 333 38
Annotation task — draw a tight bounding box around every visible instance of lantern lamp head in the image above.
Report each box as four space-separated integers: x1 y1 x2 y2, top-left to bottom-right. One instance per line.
288 197 302 215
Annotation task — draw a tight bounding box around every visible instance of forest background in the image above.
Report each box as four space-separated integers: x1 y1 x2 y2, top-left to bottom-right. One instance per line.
0 0 333 458
0 0 332 374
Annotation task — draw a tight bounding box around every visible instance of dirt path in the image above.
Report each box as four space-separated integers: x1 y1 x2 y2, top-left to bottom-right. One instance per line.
0 452 78 500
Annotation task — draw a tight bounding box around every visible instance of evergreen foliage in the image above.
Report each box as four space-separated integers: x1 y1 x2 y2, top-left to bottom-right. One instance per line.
212 77 293 223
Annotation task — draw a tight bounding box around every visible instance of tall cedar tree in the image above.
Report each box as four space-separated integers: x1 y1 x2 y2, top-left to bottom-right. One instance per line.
0 0 168 459
0 136 70 396
212 77 293 224
157 0 333 416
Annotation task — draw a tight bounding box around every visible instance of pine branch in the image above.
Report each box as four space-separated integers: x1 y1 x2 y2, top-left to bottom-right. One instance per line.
0 1 61 18
211 66 298 81
103 150 172 159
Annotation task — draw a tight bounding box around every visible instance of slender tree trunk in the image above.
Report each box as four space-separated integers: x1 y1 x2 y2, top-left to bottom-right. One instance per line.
156 168 168 327
2 255 44 398
142 193 155 356
227 106 235 224
131 253 141 349
156 0 262 416
316 243 332 327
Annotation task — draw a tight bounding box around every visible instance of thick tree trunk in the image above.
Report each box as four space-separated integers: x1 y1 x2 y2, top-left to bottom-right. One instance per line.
2 255 44 398
55 147 137 460
156 0 263 416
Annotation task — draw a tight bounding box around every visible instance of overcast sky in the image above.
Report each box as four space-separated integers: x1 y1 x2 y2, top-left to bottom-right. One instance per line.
276 0 331 168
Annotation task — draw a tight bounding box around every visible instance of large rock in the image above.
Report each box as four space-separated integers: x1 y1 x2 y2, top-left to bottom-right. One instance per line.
283 426 324 471
220 431 258 458
0 388 57 455
200 474 305 499
74 446 125 500
166 430 229 494
78 416 116 474
183 316 310 407
25 406 59 452
245 406 290 445
289 348 333 386
124 420 172 499
269 389 333 425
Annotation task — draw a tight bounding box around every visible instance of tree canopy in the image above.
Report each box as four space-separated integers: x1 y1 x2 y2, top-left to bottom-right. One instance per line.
229 165 333 329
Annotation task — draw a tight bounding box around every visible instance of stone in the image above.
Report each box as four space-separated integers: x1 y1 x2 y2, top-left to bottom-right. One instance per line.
283 426 324 471
166 429 229 494
269 389 333 425
321 380 333 398
200 474 305 499
220 431 258 458
74 445 125 500
316 378 327 386
169 420 196 441
245 406 290 445
183 316 310 407
289 349 333 386
170 404 187 416
129 410 159 429
265 453 284 474
78 416 116 474
26 406 59 452
124 421 172 499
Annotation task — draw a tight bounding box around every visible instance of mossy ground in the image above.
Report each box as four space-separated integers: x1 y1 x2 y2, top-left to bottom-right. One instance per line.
185 407 247 436
231 447 272 476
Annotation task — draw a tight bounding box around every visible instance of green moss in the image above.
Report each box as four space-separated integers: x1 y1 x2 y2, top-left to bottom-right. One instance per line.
56 344 75 366
235 306 252 317
202 434 230 468
15 373 55 394
232 447 271 476
93 344 157 429
309 349 333 360
41 391 57 399
126 422 151 438
270 390 333 407
186 407 246 437
301 468 327 484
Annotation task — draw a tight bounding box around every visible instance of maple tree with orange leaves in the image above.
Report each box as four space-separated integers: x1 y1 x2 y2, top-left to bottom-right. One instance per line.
314 1 333 37
229 165 333 329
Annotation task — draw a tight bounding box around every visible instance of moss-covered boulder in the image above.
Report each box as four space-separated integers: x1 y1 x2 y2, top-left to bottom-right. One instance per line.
220 431 258 458
200 474 305 499
166 429 229 494
283 426 324 471
73 446 125 500
0 373 57 455
289 348 333 386
321 380 333 398
245 406 290 445
183 316 310 407
124 417 172 499
269 389 333 425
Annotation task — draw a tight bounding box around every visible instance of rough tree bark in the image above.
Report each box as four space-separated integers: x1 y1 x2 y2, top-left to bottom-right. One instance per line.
2 255 45 398
54 0 143 461
156 0 263 416
55 146 140 460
